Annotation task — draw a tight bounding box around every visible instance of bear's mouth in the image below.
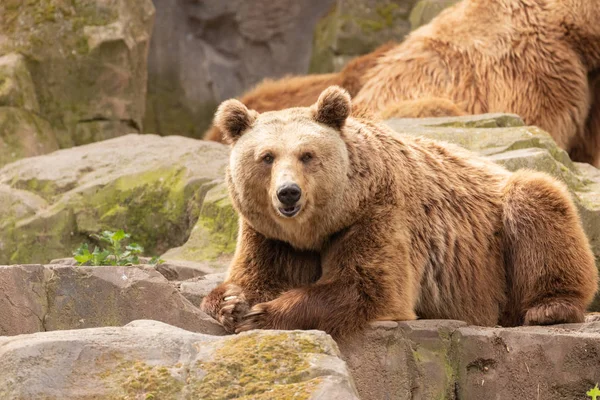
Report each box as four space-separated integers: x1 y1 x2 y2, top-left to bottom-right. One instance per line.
278 205 301 218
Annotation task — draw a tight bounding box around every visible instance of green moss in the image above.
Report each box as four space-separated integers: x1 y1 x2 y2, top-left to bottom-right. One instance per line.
353 3 400 33
102 360 184 399
72 167 194 256
161 184 239 263
189 333 326 399
0 0 117 49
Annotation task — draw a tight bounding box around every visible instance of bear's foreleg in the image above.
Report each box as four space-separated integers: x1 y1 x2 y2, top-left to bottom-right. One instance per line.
501 170 598 326
200 221 321 333
236 216 417 338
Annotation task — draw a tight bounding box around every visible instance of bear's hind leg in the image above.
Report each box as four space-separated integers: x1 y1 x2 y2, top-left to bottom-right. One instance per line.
501 170 598 326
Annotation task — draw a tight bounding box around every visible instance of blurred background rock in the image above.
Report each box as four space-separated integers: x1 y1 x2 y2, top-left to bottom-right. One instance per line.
144 0 458 138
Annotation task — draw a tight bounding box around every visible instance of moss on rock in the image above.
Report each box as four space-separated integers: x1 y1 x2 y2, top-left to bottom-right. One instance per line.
189 332 328 399
0 0 154 153
161 183 238 269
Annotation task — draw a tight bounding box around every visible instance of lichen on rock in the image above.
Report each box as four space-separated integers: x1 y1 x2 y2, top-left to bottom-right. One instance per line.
0 0 155 152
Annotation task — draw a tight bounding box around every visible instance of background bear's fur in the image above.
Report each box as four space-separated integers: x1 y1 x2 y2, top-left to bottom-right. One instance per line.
202 42 395 142
201 86 598 338
354 0 600 166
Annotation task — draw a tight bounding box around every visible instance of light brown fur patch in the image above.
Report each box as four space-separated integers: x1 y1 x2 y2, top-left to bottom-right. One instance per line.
354 0 600 166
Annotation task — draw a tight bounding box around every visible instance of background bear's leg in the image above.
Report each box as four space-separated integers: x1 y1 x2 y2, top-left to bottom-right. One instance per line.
501 170 598 326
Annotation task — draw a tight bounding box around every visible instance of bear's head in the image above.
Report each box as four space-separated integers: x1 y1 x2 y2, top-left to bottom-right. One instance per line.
214 86 353 249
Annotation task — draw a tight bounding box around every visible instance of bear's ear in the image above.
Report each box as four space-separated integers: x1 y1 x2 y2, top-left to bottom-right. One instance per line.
313 85 352 130
214 99 258 144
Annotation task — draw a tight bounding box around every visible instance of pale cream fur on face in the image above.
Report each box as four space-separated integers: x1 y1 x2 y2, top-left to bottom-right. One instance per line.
228 109 350 249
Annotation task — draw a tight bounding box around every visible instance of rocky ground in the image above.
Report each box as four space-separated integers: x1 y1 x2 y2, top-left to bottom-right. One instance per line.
2 259 600 399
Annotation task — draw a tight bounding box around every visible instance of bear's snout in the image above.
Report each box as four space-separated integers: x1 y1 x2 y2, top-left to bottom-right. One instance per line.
277 183 302 206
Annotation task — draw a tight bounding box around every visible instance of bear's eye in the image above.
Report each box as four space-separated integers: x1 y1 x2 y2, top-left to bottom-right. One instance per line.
262 154 274 164
301 152 313 163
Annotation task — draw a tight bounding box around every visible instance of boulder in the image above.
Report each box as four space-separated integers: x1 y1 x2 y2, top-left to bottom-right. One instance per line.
339 319 600 400
0 320 359 399
176 273 228 306
0 0 155 155
161 183 237 270
145 0 335 138
0 52 60 166
0 107 59 167
0 264 224 336
0 134 229 264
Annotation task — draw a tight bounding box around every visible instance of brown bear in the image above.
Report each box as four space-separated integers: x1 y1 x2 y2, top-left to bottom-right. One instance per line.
200 86 598 339
354 0 600 166
202 42 396 143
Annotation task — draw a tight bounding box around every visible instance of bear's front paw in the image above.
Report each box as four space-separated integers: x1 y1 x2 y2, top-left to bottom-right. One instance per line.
217 286 251 333
200 283 250 333
235 303 271 333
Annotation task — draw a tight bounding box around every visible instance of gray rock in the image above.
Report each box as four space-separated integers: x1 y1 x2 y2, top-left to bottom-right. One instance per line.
0 134 229 264
0 0 155 153
0 264 225 336
0 321 359 399
339 319 600 400
145 0 335 138
176 272 227 306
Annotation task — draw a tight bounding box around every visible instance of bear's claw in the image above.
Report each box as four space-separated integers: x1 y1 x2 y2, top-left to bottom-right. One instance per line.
235 303 270 333
215 286 250 333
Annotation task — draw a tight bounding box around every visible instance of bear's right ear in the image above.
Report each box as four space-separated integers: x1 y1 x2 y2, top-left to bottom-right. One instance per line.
214 99 258 144
313 85 352 130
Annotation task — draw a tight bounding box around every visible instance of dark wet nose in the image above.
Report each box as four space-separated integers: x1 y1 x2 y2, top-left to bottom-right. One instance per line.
277 183 301 206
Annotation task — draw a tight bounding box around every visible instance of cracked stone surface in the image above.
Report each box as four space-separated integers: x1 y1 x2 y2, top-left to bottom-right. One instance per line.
338 320 600 400
0 0 155 158
0 264 224 336
0 320 359 399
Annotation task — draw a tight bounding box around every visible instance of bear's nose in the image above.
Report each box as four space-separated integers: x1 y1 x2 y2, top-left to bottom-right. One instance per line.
277 183 301 206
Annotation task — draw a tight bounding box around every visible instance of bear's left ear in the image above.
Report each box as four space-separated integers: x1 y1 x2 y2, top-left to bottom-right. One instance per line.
214 99 258 144
313 85 352 130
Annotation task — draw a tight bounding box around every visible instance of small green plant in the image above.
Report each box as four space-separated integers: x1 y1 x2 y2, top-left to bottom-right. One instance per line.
73 230 163 266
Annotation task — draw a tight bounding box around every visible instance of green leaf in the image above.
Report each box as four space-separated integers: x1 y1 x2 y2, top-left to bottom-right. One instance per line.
91 247 110 266
73 243 92 265
111 229 129 243
149 256 165 266
126 243 144 254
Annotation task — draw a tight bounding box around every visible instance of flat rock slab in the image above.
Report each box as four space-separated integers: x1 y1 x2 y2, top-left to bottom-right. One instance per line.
339 319 600 400
0 264 224 336
0 320 359 399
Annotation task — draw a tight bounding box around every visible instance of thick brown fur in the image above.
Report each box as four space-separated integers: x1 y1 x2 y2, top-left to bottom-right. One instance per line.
201 86 598 339
203 42 395 143
354 0 600 166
